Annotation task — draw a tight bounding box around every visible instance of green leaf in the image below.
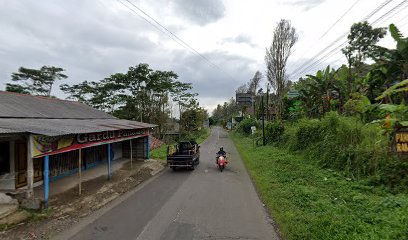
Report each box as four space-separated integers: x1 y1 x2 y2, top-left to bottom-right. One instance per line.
376 79 408 100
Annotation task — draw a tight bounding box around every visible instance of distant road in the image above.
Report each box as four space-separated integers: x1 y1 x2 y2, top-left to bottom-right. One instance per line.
62 127 279 240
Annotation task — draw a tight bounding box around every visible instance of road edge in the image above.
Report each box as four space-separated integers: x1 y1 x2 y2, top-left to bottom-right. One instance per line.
55 165 168 240
228 131 283 240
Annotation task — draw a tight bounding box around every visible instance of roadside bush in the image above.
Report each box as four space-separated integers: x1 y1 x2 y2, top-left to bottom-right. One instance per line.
265 121 285 144
235 112 407 192
276 112 408 191
236 118 257 136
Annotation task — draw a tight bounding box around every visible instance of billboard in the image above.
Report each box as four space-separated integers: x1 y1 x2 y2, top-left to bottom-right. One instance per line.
236 93 253 106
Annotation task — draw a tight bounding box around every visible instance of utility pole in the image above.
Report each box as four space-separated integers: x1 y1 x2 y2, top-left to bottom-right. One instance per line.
258 88 266 146
266 84 270 121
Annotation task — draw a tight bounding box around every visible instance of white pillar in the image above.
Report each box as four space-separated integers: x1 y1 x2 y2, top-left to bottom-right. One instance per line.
26 135 34 198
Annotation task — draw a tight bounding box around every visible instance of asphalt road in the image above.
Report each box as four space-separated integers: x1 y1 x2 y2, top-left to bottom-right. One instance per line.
63 127 279 240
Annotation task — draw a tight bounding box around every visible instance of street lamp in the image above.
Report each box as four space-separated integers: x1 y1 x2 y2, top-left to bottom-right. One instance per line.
258 88 266 146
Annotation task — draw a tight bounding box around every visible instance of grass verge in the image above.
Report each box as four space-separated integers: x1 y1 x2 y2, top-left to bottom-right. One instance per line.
231 132 408 240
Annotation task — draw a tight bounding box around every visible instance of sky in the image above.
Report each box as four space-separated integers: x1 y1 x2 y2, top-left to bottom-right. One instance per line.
0 0 407 114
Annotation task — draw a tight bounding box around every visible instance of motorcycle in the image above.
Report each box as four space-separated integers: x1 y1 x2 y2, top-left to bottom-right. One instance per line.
216 154 228 172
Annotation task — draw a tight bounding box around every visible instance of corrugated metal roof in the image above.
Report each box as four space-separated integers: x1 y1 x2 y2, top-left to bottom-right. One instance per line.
0 118 156 136
0 127 22 134
0 91 114 119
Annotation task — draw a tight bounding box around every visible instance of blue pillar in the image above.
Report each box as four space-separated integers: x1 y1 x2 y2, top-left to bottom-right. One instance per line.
44 155 49 208
107 143 111 180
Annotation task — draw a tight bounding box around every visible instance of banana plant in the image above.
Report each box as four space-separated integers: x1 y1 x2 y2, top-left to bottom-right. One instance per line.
372 79 408 132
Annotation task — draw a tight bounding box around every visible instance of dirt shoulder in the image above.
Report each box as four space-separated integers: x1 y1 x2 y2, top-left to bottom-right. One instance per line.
1 160 165 240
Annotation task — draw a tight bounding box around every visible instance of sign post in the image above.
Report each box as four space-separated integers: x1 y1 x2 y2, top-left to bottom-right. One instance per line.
251 126 256 148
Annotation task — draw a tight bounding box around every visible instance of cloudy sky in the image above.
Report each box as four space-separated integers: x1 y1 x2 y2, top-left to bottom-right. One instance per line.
1 0 407 113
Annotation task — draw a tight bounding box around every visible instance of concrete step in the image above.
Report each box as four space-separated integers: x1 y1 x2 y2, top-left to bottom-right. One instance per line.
0 209 29 225
0 204 18 219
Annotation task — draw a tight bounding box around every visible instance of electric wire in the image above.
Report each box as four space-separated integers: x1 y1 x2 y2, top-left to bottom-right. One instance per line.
116 0 236 81
289 0 362 73
289 0 396 78
290 0 407 79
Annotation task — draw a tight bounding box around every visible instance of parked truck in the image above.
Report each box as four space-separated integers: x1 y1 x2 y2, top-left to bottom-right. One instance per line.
167 141 200 170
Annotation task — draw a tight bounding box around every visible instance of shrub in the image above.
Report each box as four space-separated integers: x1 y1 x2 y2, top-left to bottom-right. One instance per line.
236 118 257 136
265 121 285 144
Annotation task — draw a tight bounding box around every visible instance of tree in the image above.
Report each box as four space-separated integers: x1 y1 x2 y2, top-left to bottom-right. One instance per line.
60 63 196 139
7 66 67 96
341 21 386 98
248 71 263 95
180 107 208 134
265 19 298 120
236 84 248 94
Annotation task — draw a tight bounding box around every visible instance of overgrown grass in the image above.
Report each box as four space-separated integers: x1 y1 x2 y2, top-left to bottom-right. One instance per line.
150 128 210 160
231 132 408 240
150 144 168 160
196 128 211 143
237 112 408 193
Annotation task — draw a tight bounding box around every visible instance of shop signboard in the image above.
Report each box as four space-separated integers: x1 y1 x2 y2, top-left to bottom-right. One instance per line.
32 129 148 158
395 128 408 154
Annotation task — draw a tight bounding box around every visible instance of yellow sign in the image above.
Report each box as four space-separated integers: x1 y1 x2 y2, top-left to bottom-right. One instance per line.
395 131 408 154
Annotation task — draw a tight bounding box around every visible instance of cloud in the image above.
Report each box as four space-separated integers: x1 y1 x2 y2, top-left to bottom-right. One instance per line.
222 34 257 47
170 0 226 26
171 50 257 97
283 0 326 11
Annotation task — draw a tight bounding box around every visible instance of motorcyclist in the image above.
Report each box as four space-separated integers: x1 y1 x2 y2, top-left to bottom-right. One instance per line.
216 147 226 164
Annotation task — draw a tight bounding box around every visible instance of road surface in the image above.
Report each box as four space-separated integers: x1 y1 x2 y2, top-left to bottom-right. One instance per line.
61 127 279 240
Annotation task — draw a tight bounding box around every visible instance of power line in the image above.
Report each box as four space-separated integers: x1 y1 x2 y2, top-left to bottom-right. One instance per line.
290 0 395 78
116 0 236 81
290 0 398 79
289 0 362 72
319 0 362 40
372 0 408 26
295 0 407 78
296 0 408 78
371 0 408 26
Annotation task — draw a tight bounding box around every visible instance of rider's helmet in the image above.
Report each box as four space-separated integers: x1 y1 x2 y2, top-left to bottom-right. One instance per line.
220 147 224 151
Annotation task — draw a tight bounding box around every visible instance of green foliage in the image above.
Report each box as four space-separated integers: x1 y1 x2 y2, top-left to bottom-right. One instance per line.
343 93 371 119
180 108 208 134
7 66 67 96
211 98 240 125
376 79 408 101
60 63 198 138
235 118 257 135
264 121 285 143
245 112 408 192
342 21 387 75
231 133 408 240
150 144 168 160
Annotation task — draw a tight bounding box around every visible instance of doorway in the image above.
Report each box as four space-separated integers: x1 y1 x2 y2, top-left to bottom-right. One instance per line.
15 141 27 188
0 142 10 174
